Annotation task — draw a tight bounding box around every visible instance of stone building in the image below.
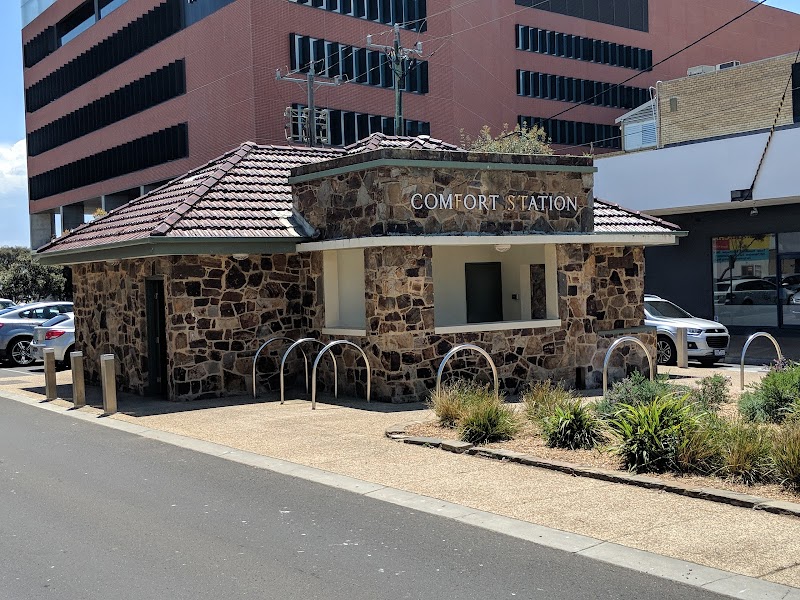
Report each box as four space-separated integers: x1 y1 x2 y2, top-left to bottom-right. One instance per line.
38 134 683 402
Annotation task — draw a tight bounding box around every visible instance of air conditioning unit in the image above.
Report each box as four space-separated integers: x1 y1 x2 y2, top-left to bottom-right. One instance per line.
716 60 741 71
687 65 715 76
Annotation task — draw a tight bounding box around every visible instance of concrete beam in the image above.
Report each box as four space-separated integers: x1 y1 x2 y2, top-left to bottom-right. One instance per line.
29 212 55 251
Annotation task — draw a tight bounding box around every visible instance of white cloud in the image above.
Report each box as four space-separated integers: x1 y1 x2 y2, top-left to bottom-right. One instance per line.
0 139 30 246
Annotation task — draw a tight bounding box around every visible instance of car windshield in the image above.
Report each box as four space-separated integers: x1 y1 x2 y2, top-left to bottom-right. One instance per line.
715 283 731 292
645 300 693 319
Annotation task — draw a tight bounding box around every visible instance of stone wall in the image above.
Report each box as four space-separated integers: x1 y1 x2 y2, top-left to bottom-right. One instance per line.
72 259 163 394
304 243 653 402
72 242 652 403
72 254 311 401
294 164 593 239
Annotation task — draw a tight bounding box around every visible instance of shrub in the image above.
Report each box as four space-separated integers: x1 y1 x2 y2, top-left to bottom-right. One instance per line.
715 420 773 484
596 372 688 418
523 380 574 423
610 394 698 474
675 414 723 475
459 394 520 445
738 364 800 423
773 422 800 490
541 399 607 450
429 379 489 427
692 374 730 411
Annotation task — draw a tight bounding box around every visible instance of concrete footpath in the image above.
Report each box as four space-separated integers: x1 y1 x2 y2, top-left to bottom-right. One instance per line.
3 368 800 598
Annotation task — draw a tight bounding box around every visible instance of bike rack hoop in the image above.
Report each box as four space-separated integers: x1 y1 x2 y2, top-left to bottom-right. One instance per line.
435 344 499 397
279 338 338 404
252 336 307 399
740 332 782 390
310 340 371 410
602 336 655 396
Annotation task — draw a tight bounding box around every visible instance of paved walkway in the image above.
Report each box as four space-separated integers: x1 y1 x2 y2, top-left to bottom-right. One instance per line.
3 366 800 590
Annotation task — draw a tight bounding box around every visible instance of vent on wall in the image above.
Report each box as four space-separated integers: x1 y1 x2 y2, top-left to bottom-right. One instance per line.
687 65 715 76
716 60 741 71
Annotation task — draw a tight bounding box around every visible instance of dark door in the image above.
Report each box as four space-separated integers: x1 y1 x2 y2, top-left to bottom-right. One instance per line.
465 262 503 324
145 279 168 396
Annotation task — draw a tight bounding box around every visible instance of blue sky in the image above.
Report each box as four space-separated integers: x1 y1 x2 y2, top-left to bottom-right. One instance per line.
0 0 798 247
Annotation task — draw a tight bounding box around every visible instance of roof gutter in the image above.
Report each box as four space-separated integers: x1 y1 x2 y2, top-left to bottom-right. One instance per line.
35 236 303 266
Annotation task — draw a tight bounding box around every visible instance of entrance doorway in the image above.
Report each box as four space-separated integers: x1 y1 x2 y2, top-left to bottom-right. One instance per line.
145 279 168 396
465 262 503 323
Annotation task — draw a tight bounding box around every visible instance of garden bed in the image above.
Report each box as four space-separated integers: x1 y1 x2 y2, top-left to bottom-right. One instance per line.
414 367 800 506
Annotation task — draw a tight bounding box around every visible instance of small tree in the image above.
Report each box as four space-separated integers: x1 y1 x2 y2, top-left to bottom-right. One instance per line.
461 123 553 155
0 246 68 303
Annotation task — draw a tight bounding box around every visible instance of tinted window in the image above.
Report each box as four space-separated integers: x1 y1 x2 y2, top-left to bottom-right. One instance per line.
515 0 648 31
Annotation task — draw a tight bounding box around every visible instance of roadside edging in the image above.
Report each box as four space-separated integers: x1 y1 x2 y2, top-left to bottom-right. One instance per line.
3 389 799 600
389 425 800 519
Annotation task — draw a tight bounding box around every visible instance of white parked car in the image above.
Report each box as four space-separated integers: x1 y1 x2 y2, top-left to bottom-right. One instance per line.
0 298 15 309
644 295 730 366
30 313 75 368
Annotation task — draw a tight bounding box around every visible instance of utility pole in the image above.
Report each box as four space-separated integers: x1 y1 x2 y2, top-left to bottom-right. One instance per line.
367 25 422 136
276 66 341 146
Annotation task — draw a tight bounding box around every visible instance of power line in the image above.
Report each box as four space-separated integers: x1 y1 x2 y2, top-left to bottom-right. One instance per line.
544 0 769 123
549 83 800 154
748 46 800 198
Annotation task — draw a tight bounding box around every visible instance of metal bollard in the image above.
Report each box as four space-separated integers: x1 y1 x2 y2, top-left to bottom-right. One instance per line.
71 351 85 408
43 348 57 401
100 354 117 415
675 328 689 369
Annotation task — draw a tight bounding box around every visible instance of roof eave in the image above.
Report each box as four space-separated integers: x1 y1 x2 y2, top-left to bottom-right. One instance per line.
35 236 304 266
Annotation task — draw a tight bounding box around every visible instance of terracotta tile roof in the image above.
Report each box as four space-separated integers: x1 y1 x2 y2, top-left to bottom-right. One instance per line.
38 142 343 253
343 133 461 153
38 138 680 257
593 199 681 234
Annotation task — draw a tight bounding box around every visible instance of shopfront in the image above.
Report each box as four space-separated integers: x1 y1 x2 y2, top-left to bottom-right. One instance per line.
643 202 800 331
37 136 683 401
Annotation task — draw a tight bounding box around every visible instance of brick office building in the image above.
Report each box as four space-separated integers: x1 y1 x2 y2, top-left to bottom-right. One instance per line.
21 0 800 247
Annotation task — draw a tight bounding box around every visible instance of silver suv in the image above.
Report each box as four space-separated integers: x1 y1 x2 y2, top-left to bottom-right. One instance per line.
0 302 74 366
644 295 730 366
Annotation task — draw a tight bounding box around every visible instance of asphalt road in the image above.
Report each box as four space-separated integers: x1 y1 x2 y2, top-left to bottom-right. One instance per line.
0 363 43 379
0 398 730 600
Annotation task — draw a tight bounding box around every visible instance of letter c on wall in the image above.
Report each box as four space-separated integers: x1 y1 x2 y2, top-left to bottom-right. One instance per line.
411 193 424 210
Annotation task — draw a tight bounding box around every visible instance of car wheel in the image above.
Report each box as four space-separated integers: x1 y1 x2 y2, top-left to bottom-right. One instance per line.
8 338 35 367
742 298 753 305
656 336 677 366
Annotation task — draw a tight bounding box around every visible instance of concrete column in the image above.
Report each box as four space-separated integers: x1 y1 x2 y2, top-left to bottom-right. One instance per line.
29 212 55 250
60 202 85 232
676 328 689 368
101 194 130 213
100 354 117 415
71 351 85 408
44 348 57 401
